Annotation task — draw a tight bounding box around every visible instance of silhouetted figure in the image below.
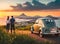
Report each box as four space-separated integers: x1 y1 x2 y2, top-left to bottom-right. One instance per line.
10 16 15 34
6 16 10 33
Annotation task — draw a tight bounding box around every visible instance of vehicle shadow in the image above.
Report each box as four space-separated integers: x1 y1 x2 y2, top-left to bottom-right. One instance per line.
43 35 60 44
34 33 60 44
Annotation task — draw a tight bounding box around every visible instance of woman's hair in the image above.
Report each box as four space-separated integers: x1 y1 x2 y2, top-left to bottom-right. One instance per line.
7 16 9 20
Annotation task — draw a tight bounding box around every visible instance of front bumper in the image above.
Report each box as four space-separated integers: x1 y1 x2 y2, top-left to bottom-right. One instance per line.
41 32 60 35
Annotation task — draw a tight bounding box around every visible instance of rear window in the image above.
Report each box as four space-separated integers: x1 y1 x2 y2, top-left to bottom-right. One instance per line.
45 19 54 22
43 19 55 28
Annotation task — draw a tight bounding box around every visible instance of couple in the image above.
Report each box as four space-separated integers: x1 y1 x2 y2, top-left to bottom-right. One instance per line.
6 16 15 34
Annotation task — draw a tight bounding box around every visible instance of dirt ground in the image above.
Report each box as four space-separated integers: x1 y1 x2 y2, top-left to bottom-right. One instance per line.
13 30 60 44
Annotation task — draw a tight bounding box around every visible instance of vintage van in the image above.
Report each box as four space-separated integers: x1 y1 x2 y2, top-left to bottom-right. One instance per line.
31 17 59 37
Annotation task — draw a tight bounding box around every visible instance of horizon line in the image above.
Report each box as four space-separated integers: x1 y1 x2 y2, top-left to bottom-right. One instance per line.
0 9 60 12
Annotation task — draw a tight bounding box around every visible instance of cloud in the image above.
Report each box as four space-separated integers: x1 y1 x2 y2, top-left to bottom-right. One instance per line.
10 0 60 11
47 0 60 9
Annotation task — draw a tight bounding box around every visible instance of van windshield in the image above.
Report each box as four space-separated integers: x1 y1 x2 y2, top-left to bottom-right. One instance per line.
43 19 55 28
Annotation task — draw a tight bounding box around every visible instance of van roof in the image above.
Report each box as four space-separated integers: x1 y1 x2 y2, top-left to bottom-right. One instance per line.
38 17 53 20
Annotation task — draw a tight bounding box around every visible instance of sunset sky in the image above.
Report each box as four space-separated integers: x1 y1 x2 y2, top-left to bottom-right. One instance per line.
0 0 60 25
0 0 55 10
0 0 60 17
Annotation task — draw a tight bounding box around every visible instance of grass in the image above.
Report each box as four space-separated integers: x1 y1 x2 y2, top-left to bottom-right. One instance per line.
0 27 54 44
0 29 11 44
12 35 39 44
0 24 32 30
15 24 32 30
12 35 53 44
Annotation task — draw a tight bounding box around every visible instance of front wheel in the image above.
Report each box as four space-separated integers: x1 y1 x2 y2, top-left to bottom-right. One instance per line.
31 31 33 34
39 33 44 38
31 29 33 34
31 27 34 34
39 30 44 37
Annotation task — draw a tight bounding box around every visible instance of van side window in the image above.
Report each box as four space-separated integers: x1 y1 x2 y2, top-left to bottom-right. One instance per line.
49 20 50 22
51 20 54 22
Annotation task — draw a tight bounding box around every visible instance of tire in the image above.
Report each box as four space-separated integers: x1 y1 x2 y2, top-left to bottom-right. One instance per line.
55 34 59 36
39 33 44 38
31 27 34 34
31 31 33 34
31 29 33 34
39 30 44 38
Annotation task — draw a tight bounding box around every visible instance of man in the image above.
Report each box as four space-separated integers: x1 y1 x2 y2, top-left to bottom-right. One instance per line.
10 16 15 34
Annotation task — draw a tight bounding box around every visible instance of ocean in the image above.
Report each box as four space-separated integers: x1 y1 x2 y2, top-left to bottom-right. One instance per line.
0 18 31 25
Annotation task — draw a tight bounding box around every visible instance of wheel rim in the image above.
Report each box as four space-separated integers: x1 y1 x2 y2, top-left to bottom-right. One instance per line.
40 33 43 37
39 32 43 37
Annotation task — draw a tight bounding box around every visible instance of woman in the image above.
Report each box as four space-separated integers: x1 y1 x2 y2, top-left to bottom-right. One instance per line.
6 16 10 33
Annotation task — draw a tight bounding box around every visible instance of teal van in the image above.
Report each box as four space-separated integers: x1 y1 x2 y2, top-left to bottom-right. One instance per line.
31 17 59 37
